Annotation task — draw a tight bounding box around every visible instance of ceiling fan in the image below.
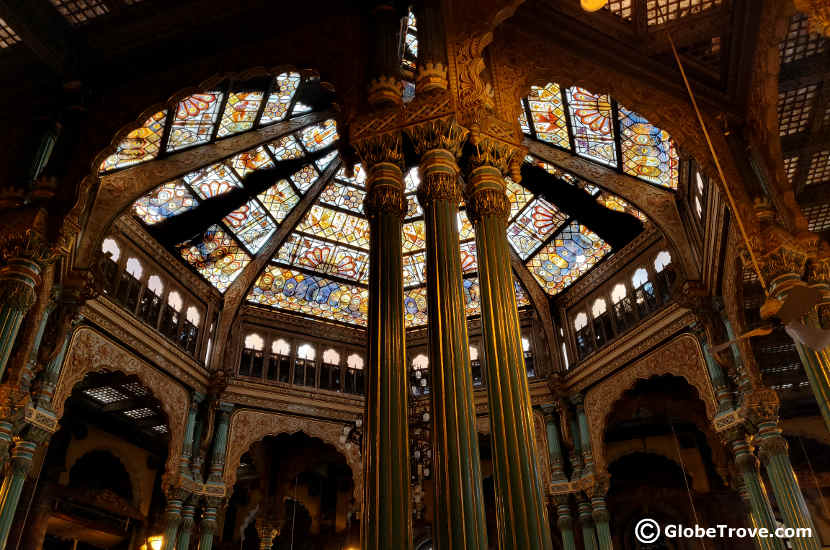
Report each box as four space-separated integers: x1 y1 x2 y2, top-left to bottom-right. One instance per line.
710 285 828 353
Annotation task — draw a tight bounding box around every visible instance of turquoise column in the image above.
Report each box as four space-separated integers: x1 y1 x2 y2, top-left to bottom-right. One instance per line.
554 496 577 550
0 420 14 473
722 317 754 394
701 341 735 412
791 342 830 433
177 502 196 550
464 149 553 550
181 394 203 478
569 413 583 480
33 319 75 408
198 504 219 550
729 435 784 550
756 422 820 550
207 403 233 484
19 290 56 391
590 495 613 550
0 258 42 381
573 395 593 475
161 497 183 550
543 407 567 482
577 498 597 550
0 440 38 550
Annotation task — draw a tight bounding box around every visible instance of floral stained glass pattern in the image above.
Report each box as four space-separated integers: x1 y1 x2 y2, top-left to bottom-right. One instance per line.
566 87 617 167
300 119 338 152
402 221 426 253
178 225 251 292
296 206 371 250
132 181 197 224
249 266 368 325
184 163 242 199
101 110 167 172
336 164 366 186
596 192 646 221
320 181 365 213
406 195 422 219
291 164 320 193
268 135 304 161
527 83 569 148
460 241 478 273
230 146 274 177
257 179 299 223
526 222 611 295
507 198 569 260
618 106 678 188
222 200 277 254
167 93 224 152
463 278 481 316
277 234 369 283
506 177 534 219
218 92 264 137
261 72 301 124
404 287 428 327
458 211 475 240
402 252 427 287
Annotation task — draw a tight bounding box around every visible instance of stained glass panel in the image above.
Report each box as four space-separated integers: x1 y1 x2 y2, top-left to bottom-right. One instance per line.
178 225 250 292
297 206 371 250
132 181 197 225
258 181 297 224
101 111 167 172
184 163 242 199
291 164 320 193
618 106 678 188
320 181 365 213
336 163 366 186
406 195 422 219
566 87 617 166
458 211 475 240
506 177 534 220
277 234 369 283
514 279 531 307
463 277 481 316
167 93 224 151
402 221 426 253
222 200 277 254
300 119 338 152
261 72 301 124
596 192 646 221
460 241 477 273
526 222 611 295
267 135 304 161
524 156 581 186
404 167 421 193
315 151 338 171
507 198 569 259
402 252 427 287
519 103 531 134
230 145 274 177
217 92 264 137
404 287 428 327
249 266 368 325
527 83 570 148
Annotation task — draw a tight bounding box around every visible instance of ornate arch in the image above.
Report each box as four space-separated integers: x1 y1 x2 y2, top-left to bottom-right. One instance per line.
54 326 190 481
223 409 363 506
584 333 716 471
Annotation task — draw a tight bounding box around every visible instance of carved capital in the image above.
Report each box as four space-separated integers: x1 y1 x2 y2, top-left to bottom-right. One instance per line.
757 433 789 465
405 118 468 158
368 75 403 108
741 387 780 425
463 164 509 222
0 277 37 312
415 148 463 206
415 62 448 94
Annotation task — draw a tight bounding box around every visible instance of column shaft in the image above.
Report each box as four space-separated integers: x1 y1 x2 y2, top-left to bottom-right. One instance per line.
590 497 613 550
198 506 218 550
466 162 552 550
177 503 196 550
577 500 597 550
544 411 566 482
574 397 593 474
361 157 410 550
555 499 577 550
792 342 830 432
0 258 42 381
0 441 37 550
161 498 182 550
730 438 784 550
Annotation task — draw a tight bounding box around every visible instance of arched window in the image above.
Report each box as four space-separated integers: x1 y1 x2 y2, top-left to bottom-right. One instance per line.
297 344 316 360
167 291 183 311
574 312 588 331
345 353 365 395
102 238 121 261
522 336 535 377
186 306 201 326
412 354 429 370
611 283 627 304
323 349 340 364
244 333 264 351
272 339 290 355
654 251 672 273
347 354 364 370
294 344 317 388
125 257 143 278
591 298 607 317
147 275 164 295
411 354 430 396
632 267 649 288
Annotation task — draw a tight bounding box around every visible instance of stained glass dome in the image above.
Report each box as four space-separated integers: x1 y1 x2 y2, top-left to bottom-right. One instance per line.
102 71 676 328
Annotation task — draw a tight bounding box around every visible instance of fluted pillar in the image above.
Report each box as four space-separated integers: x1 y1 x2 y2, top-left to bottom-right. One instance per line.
729 436 784 550
207 403 233 484
160 497 183 550
0 440 38 550
177 502 196 550
0 258 42 381
756 423 820 550
355 134 411 550
590 497 612 550
543 407 567 482
181 394 203 478
197 503 219 550
554 496 577 550
572 395 593 475
464 142 552 550
577 498 597 550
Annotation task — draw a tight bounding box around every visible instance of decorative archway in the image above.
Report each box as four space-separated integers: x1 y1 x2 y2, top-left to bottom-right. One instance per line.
584 333 717 471
54 326 190 481
223 409 363 506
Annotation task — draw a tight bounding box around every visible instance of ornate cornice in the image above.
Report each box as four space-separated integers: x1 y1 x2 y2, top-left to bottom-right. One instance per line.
239 306 367 345
223 378 364 417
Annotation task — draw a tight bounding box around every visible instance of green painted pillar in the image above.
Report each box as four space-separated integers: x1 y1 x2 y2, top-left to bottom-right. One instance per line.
464 145 552 550
198 505 218 550
573 395 593 475
161 497 183 550
577 498 597 550
407 123 488 550
0 421 13 473
355 135 411 550
180 394 203 478
569 414 583 480
756 422 820 550
0 258 42 381
701 341 735 412
791 341 830 433
729 436 784 550
207 403 233 484
177 502 196 550
554 496 577 550
0 440 37 550
590 496 613 550
543 407 567 482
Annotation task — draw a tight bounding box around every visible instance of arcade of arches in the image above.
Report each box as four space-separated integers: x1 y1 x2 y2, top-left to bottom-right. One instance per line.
0 1 830 550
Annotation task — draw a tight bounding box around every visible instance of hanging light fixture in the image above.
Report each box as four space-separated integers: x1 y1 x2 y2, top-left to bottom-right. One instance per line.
148 535 164 550
580 0 608 12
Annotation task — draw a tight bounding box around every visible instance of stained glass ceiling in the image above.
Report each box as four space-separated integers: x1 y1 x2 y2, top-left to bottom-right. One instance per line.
520 82 680 189
111 72 651 328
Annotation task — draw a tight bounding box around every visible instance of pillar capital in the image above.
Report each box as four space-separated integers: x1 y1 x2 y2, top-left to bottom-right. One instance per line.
415 62 449 94
354 134 407 220
742 386 780 425
755 422 789 465
0 208 54 266
368 76 404 108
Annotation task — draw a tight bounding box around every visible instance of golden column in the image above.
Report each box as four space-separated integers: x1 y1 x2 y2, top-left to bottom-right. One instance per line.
355 132 412 550
405 117 490 550
463 138 553 550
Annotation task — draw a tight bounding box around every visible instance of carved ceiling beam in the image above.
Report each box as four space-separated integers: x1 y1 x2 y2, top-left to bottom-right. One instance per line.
0 0 70 74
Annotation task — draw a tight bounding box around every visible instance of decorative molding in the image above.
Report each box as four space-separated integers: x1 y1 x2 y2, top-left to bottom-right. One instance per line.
223 409 362 506
54 326 190 481
222 379 364 417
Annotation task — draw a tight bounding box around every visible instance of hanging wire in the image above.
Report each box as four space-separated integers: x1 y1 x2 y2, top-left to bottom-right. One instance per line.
290 474 299 550
653 0 768 294
798 436 830 518
670 419 707 550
